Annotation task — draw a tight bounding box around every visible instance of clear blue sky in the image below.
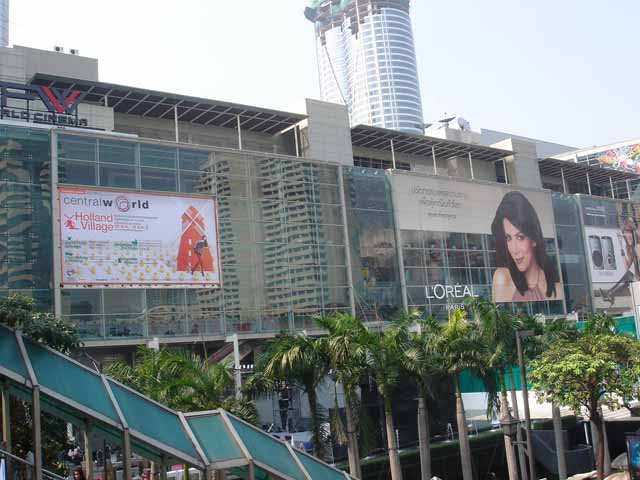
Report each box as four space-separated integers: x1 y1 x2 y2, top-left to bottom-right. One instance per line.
10 0 639 148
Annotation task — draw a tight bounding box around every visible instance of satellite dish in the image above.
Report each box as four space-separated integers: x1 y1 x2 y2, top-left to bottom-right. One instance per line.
438 116 456 128
457 117 470 131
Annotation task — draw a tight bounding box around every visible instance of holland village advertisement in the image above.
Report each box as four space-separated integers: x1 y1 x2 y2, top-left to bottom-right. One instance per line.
58 187 221 288
390 172 563 306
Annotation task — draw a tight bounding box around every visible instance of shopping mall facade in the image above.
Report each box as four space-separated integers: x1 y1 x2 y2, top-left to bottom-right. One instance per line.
1 46 640 362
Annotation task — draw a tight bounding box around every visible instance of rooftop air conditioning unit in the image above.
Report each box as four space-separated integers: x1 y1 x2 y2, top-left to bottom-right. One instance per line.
69 48 79 55
54 46 64 53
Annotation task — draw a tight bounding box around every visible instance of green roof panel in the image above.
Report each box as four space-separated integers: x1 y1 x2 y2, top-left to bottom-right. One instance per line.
0 325 28 379
25 341 119 423
108 380 199 461
294 449 347 480
187 414 245 465
227 415 306 480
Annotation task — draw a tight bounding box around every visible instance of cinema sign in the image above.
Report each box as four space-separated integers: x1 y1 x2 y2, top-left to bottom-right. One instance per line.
0 81 88 126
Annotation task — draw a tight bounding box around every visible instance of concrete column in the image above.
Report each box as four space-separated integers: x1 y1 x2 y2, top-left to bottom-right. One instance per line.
83 425 93 480
32 387 42 480
123 428 132 480
1 383 11 480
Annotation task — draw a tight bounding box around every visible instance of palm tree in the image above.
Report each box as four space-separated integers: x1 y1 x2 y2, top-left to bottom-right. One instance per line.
315 313 368 479
435 308 487 480
254 333 329 458
402 314 442 480
467 298 522 480
106 347 257 422
361 319 409 480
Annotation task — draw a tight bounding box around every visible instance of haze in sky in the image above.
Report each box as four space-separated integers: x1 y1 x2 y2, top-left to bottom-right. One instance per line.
10 1 639 148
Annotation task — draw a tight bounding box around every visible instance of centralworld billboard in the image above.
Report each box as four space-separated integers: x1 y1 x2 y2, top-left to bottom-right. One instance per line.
58 188 221 288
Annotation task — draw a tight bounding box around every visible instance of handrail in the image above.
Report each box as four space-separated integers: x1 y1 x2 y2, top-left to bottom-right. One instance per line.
0 448 67 480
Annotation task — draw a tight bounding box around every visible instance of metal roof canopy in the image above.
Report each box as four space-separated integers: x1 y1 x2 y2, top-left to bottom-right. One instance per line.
351 124 513 162
0 323 351 480
30 74 307 135
539 157 640 184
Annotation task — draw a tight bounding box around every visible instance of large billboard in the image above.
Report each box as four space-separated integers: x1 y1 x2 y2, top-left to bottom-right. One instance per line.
58 188 221 288
581 197 640 311
391 173 563 304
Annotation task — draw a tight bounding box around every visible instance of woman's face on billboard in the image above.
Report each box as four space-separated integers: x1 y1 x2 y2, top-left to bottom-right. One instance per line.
503 218 536 273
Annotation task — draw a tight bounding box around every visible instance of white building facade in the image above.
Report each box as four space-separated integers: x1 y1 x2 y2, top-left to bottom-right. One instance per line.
307 0 424 134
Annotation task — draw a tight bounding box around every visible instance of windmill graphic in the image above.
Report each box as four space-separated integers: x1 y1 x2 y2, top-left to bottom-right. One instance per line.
176 205 215 275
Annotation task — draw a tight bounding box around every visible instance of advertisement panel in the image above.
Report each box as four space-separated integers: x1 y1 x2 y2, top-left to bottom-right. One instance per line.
391 172 563 304
59 187 221 288
581 197 640 310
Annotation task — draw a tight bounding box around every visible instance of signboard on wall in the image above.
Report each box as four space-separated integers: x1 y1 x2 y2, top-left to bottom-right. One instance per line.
390 172 562 304
581 197 640 311
59 187 221 288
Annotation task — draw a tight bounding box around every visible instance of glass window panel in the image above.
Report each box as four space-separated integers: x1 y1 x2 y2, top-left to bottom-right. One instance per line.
447 251 467 268
180 170 214 194
313 203 343 226
445 233 466 250
324 266 348 286
186 289 223 320
70 315 102 339
140 145 177 169
249 157 281 179
216 176 248 197
103 289 143 314
253 200 283 222
469 268 489 285
59 160 96 186
323 245 346 266
217 197 250 221
405 268 426 285
425 267 448 285
401 230 424 249
251 177 282 200
468 252 486 268
140 167 177 192
0 183 35 208
322 288 349 309
99 164 136 189
213 153 248 176
254 223 285 244
179 149 211 171
466 234 484 251
105 314 144 338
449 268 469 284
424 232 444 249
424 249 444 268
407 286 427 305
318 225 344 245
313 164 339 185
260 311 290 333
283 181 314 203
403 249 424 267
58 136 96 162
99 140 136 165
314 184 341 205
61 289 102 316
287 223 317 244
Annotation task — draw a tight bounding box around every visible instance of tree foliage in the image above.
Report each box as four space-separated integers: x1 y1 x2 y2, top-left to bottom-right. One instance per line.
106 347 257 424
0 294 81 354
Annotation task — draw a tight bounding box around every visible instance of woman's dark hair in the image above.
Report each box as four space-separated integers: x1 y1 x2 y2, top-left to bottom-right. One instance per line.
491 191 558 297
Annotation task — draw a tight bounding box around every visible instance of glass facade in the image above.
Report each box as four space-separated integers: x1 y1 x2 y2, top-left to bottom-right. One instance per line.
343 167 402 321
1 124 634 344
0 126 53 311
552 193 592 314
57 133 350 340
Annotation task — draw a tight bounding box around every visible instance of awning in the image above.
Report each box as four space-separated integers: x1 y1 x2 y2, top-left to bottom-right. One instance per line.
351 124 513 162
539 157 640 184
30 74 307 135
0 324 350 479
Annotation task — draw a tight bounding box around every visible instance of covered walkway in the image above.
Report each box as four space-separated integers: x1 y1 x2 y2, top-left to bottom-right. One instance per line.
0 324 350 479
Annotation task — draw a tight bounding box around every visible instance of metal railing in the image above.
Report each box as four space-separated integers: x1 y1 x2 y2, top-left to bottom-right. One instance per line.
0 448 66 480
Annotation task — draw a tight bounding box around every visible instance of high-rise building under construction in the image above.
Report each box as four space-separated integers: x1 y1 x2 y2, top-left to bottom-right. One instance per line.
305 0 424 134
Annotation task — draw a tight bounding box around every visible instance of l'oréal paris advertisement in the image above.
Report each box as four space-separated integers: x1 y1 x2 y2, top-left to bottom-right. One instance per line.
59 188 221 288
391 173 563 304
581 197 640 310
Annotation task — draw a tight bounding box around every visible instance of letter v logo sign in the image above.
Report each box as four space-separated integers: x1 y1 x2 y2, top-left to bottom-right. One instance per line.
39 86 83 114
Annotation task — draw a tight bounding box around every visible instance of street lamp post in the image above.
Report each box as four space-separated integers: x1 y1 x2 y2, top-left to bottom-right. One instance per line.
516 330 537 480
